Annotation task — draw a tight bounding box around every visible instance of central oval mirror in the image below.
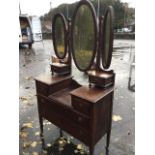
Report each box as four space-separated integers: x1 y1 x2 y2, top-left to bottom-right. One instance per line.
52 13 67 59
102 6 114 69
71 0 97 71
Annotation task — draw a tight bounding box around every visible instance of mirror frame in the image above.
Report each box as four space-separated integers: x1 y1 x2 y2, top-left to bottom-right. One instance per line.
71 0 97 72
52 13 68 59
101 6 114 69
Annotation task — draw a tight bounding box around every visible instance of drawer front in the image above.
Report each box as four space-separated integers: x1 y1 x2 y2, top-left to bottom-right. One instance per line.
38 95 66 115
38 95 90 129
89 75 114 87
89 75 102 85
61 117 90 145
71 96 91 116
73 114 89 129
48 78 72 94
51 64 70 74
36 81 49 96
37 95 90 145
38 96 65 125
65 110 90 129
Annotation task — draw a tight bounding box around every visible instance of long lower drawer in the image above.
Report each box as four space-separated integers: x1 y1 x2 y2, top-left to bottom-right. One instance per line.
37 95 91 145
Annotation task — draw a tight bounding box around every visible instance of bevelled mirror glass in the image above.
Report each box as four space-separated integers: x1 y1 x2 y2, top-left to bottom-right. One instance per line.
52 13 67 59
71 1 97 71
102 6 114 69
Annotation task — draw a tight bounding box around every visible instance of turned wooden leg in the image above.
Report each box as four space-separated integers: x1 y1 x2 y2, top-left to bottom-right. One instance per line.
106 131 111 155
59 129 63 137
106 147 109 155
89 146 94 155
39 116 45 149
52 71 54 75
89 83 91 88
106 91 114 155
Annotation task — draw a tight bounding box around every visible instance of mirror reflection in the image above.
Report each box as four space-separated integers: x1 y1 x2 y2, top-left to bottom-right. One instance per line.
54 16 65 58
73 4 95 70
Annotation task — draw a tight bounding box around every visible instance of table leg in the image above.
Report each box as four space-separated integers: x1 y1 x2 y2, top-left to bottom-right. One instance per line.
39 116 45 149
52 71 54 75
89 146 94 155
106 131 111 155
59 129 63 137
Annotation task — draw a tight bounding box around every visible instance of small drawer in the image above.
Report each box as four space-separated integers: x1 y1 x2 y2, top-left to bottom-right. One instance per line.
89 74 114 88
68 111 90 129
76 115 89 129
71 96 91 115
36 81 49 96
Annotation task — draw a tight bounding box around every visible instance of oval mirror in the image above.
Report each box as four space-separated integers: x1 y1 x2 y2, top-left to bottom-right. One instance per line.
71 0 97 71
102 6 114 69
52 13 67 59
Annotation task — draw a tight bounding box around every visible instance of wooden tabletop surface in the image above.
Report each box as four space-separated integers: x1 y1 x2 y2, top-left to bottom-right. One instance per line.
34 74 72 85
70 85 114 103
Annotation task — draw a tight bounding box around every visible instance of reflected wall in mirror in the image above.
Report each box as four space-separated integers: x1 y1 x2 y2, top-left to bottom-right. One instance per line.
52 13 67 59
71 0 97 71
102 6 114 69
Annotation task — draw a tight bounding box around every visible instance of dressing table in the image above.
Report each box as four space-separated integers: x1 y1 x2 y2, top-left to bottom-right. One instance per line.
35 1 115 154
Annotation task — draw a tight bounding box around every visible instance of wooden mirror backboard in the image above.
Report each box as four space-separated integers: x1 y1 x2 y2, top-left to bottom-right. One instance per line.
52 13 67 59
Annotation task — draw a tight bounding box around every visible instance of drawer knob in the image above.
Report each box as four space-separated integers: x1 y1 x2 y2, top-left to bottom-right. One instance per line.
78 117 82 122
41 98 44 103
79 103 83 107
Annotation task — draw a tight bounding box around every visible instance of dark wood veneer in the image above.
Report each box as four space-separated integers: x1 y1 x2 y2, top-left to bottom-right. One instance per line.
35 74 114 155
35 1 115 155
